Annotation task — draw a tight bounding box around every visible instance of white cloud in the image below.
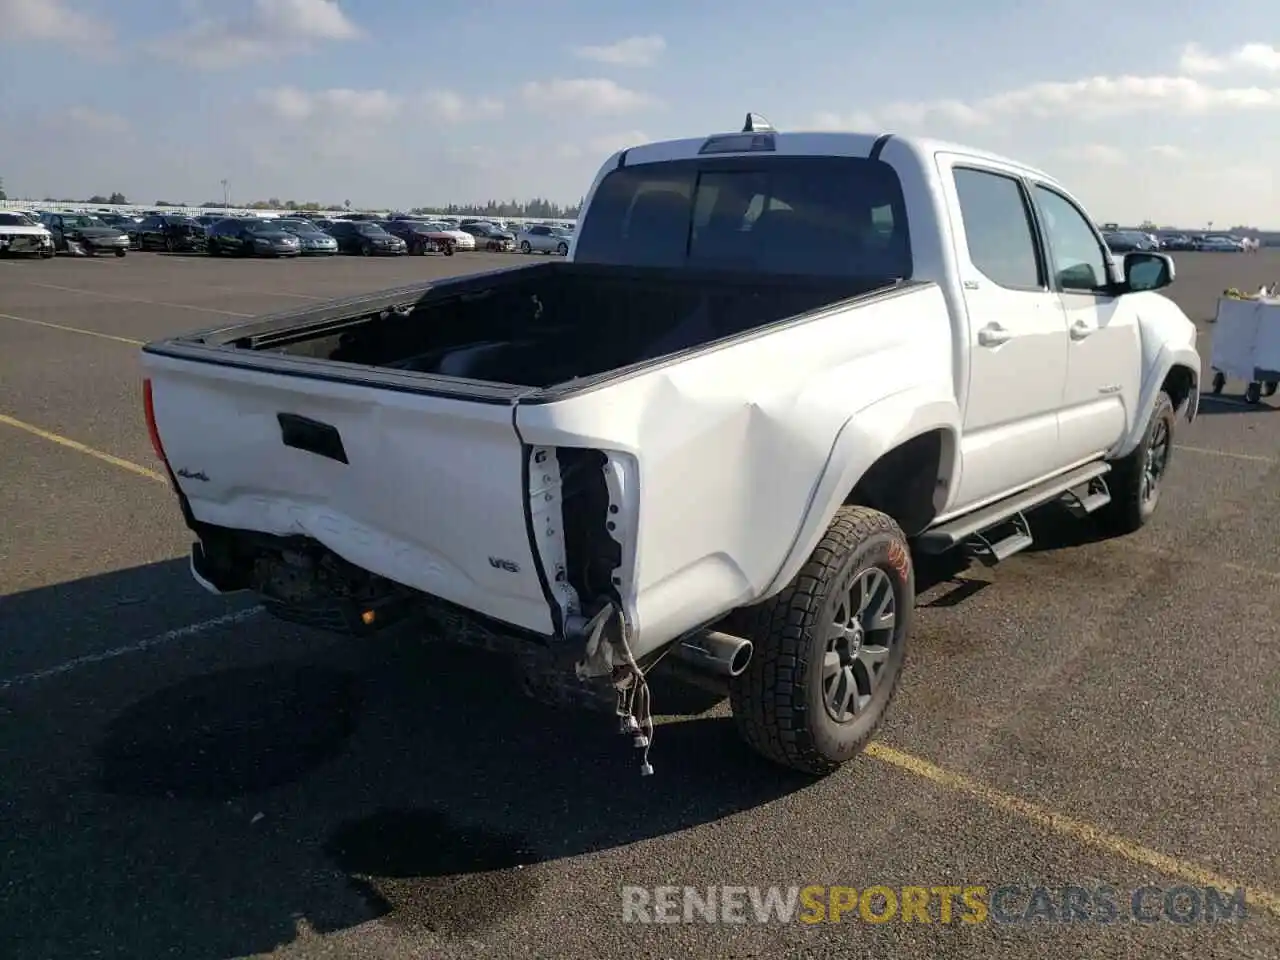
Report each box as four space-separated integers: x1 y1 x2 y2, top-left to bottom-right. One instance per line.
257 87 400 123
1058 143 1126 165
0 0 111 45
62 106 130 134
1149 144 1186 160
571 35 666 67
520 78 660 115
1180 42 1280 74
556 130 651 162
420 91 504 122
812 73 1280 130
152 0 361 69
588 130 649 155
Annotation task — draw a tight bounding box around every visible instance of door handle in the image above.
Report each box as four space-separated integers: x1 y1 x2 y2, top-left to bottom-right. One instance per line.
977 324 1012 347
1070 320 1094 340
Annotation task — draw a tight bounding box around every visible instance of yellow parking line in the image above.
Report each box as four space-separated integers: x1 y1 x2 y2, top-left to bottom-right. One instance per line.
866 743 1280 917
0 413 165 482
0 311 144 346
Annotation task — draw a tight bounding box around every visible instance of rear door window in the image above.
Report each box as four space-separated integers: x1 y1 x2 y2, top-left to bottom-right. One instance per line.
952 168 1043 290
574 156 912 279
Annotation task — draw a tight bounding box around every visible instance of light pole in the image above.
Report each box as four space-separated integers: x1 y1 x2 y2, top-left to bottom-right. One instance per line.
221 178 230 211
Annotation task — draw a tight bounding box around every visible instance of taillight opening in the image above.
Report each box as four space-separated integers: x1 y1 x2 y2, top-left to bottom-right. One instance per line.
143 378 170 469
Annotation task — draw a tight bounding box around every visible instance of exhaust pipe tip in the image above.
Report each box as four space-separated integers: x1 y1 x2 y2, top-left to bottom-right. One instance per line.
674 631 753 678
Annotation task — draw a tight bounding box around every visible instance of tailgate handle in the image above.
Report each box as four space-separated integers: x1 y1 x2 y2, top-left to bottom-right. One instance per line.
277 413 349 464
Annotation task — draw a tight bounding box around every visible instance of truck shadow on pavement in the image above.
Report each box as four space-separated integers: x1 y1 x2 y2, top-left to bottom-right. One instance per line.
0 557 817 960
91 636 812 954
1 515 1116 959
1196 393 1278 415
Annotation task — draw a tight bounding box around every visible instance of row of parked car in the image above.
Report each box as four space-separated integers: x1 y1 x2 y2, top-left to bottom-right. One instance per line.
1101 228 1260 253
0 209 577 260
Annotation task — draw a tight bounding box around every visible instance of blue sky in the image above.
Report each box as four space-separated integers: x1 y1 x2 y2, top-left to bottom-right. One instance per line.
1 0 1276 225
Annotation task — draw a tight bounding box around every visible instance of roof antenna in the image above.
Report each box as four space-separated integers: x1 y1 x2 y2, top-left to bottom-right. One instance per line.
742 112 775 133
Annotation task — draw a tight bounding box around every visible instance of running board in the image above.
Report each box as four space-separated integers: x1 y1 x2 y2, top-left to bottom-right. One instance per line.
918 462 1112 556
1061 475 1113 519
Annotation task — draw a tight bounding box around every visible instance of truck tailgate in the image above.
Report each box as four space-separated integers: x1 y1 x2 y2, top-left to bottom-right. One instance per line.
143 353 555 635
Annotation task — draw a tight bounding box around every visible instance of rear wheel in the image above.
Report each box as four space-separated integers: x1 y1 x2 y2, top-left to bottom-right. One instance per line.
729 506 911 775
557 241 569 256
520 240 531 254
114 248 127 258
1245 382 1262 404
1264 382 1278 398
1211 371 1226 394
443 241 454 256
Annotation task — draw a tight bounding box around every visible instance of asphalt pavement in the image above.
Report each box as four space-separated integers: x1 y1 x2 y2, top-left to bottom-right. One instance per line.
0 248 1277 960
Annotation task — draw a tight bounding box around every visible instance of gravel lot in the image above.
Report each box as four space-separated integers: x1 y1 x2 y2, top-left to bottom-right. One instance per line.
0 249 1277 960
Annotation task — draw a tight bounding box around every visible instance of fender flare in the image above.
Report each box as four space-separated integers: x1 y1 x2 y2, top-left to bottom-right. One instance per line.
759 388 961 598
1114 345 1200 459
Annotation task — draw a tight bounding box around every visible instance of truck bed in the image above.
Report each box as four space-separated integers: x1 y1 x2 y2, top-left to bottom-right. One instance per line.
142 263 929 645
181 261 894 394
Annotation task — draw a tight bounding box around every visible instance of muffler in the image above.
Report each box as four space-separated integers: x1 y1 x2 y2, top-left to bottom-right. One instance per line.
672 630 753 678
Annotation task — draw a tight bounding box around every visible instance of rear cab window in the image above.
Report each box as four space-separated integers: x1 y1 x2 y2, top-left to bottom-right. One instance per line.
574 155 913 279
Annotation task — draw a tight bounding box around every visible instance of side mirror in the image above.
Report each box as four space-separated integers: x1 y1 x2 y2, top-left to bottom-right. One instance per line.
1123 252 1174 292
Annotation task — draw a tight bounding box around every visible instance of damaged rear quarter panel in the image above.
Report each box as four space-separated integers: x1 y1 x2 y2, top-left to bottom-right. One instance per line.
514 283 957 657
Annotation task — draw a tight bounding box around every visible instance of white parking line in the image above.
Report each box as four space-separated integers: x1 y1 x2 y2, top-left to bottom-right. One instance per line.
11 280 252 317
0 311 144 346
0 607 264 692
1175 443 1276 463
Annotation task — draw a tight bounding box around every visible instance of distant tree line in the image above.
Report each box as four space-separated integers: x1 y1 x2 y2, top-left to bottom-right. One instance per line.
19 190 582 218
407 198 583 219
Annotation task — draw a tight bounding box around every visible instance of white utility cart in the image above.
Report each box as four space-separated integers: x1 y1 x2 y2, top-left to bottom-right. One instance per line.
1209 294 1280 404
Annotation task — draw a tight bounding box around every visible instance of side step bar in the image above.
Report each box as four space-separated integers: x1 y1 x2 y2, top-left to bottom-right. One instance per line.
918 462 1112 558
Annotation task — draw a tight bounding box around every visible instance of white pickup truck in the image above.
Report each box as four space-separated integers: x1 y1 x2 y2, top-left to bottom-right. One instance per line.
141 116 1201 776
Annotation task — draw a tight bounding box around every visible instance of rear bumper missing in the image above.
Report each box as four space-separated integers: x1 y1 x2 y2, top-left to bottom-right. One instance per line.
189 538 418 635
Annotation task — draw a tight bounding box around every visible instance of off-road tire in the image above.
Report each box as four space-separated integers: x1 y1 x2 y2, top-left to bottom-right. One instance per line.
1098 390 1175 535
728 505 912 775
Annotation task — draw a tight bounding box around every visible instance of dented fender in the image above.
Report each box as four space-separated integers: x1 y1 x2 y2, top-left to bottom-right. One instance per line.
514 281 956 658
760 386 961 598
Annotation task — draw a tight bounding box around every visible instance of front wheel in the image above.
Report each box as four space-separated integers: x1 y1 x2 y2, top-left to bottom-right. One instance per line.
1098 391 1175 535
114 248 127 258
1263 382 1277 398
729 505 912 775
520 241 531 254
557 242 569 256
1211 371 1226 394
442 241 454 256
